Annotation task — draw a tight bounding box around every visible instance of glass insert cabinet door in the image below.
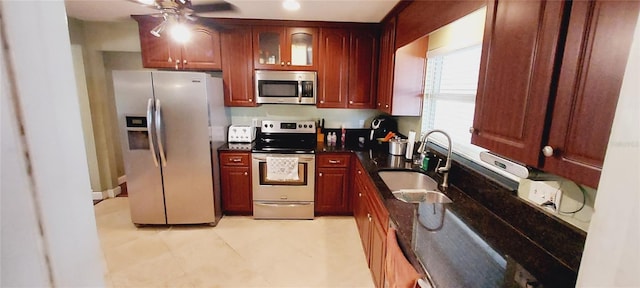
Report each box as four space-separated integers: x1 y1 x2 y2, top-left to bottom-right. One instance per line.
254 26 317 70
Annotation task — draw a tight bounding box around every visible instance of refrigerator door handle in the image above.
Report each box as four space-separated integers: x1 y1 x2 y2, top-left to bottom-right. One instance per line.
147 98 159 167
155 99 167 167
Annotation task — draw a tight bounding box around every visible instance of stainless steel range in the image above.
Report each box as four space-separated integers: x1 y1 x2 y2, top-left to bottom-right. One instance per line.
251 120 317 219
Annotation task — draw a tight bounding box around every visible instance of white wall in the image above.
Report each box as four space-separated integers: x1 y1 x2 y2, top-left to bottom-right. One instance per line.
577 12 640 287
0 1 104 286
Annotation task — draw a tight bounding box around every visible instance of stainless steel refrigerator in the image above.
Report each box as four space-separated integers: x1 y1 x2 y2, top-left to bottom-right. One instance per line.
113 70 229 225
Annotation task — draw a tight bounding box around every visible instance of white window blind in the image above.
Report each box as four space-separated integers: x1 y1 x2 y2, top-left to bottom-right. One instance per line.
422 45 481 145
421 44 521 181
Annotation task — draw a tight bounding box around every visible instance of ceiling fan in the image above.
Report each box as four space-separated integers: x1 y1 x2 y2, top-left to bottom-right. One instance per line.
129 0 236 40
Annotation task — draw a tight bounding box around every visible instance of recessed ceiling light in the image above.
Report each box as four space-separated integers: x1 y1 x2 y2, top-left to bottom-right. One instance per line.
283 0 301 11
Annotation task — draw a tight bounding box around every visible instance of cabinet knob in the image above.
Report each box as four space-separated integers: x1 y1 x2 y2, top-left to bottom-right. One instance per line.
349 100 353 104
280 61 285 66
243 172 248 176
469 127 476 134
319 172 323 177
183 59 187 64
175 59 180 69
249 99 253 102
287 61 291 66
385 104 389 108
358 192 362 197
542 146 554 157
377 102 381 106
357 170 362 175
320 100 324 104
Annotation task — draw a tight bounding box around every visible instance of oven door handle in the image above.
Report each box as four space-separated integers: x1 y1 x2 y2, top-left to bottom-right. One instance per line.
255 202 313 207
298 81 303 103
252 155 315 162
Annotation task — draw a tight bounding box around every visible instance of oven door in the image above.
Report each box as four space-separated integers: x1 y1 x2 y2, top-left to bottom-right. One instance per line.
251 153 315 202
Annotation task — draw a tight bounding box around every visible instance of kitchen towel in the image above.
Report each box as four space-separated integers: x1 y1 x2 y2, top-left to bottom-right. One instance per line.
386 228 421 288
266 157 300 181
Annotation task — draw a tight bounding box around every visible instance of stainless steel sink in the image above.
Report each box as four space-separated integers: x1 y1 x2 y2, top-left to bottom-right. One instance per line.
392 189 453 204
378 170 440 191
377 170 452 204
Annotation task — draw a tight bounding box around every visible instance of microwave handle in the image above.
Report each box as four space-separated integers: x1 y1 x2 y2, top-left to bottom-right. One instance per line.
298 81 303 103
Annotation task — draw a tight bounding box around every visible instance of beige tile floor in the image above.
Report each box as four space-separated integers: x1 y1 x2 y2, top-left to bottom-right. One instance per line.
95 197 375 287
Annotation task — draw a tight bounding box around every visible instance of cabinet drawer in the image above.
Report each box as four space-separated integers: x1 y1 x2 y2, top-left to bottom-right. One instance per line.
220 153 250 166
318 154 351 167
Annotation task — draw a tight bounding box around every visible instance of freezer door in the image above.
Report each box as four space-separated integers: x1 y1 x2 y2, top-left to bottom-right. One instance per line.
152 71 215 224
113 71 166 225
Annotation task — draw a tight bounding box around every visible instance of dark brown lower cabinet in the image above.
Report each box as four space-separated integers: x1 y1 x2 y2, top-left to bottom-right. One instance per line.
219 151 252 215
315 153 352 215
353 160 389 288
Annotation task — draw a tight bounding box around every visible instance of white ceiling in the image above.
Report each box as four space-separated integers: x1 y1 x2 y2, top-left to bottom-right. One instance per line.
64 0 401 23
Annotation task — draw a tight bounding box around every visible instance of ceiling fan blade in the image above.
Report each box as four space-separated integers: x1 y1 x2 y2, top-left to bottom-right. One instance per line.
191 1 237 13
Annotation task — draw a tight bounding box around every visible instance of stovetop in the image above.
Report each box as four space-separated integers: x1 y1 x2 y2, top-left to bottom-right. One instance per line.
252 120 317 154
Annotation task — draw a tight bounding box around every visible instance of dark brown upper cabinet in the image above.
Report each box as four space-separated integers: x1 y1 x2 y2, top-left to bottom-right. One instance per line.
252 26 318 71
220 25 256 107
317 27 378 109
472 0 565 166
471 0 639 188
134 16 222 71
376 17 396 114
542 0 640 188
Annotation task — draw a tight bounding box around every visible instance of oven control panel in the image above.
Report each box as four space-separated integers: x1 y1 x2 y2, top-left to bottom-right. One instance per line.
261 120 315 134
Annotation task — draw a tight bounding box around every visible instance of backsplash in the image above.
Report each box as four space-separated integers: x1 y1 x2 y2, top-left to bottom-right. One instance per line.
517 179 596 232
230 106 381 129
395 113 597 232
425 143 587 272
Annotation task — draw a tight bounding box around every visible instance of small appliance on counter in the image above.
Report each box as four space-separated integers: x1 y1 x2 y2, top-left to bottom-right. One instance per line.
370 114 398 142
228 125 256 143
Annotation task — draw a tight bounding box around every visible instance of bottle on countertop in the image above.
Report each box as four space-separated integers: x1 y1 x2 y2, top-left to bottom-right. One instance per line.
328 132 336 146
340 126 346 148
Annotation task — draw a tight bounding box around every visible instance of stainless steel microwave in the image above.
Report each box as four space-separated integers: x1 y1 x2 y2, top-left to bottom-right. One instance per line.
255 70 317 105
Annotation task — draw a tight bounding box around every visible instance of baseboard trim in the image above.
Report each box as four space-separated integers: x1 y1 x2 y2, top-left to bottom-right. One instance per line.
92 191 105 200
92 186 122 200
107 186 122 198
118 175 127 185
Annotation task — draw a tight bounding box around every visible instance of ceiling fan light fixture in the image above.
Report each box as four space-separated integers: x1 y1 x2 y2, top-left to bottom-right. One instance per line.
283 0 300 11
170 22 192 44
150 20 167 37
137 0 156 5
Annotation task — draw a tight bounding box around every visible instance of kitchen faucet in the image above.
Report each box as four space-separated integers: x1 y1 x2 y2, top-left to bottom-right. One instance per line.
417 130 452 190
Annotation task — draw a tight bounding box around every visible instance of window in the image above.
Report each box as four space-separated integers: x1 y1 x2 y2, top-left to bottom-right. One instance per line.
422 45 481 146
421 44 520 181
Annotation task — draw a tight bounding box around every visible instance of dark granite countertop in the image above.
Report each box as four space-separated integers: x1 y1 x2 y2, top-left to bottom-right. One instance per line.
216 142 254 152
215 141 583 287
354 149 582 288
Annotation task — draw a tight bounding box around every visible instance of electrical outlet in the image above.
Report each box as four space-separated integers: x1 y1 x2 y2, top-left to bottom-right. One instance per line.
513 263 540 288
528 181 562 213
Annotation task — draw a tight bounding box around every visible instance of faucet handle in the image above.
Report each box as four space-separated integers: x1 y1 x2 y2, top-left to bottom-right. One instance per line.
435 158 443 173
